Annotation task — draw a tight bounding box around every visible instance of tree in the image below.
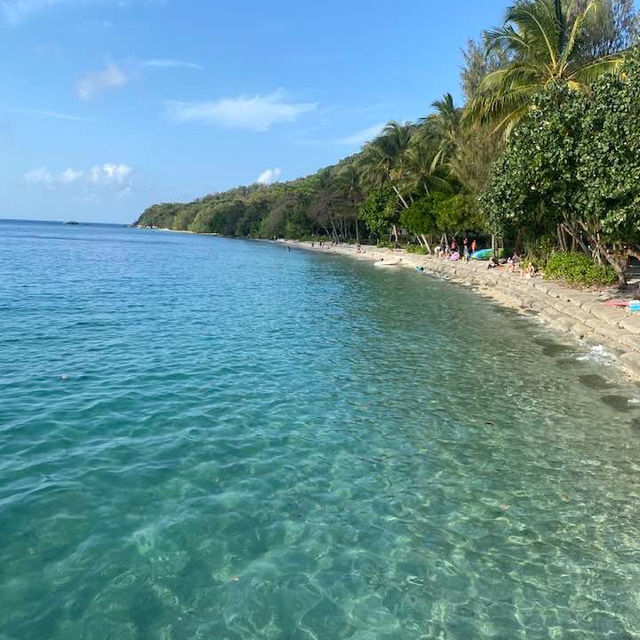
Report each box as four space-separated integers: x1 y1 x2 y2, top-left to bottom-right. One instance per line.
467 0 626 134
418 93 462 167
481 60 640 282
337 161 364 245
575 49 640 250
574 0 639 58
358 121 414 211
358 190 399 242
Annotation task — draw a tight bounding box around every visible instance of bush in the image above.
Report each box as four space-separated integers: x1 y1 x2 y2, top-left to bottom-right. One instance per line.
406 245 429 255
544 252 617 287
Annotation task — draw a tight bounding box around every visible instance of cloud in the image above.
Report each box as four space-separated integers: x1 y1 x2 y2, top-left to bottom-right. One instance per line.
23 163 132 187
88 163 132 184
24 167 53 185
76 63 128 100
8 107 98 122
167 90 317 132
256 168 282 185
141 59 202 70
338 123 385 146
59 167 84 183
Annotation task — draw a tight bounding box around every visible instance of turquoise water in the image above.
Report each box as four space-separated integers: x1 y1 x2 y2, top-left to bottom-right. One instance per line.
2 220 640 639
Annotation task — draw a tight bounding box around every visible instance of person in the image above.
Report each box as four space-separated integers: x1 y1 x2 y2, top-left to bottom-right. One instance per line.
463 244 470 262
451 240 457 254
506 251 520 272
471 239 478 253
488 256 499 269
450 251 460 261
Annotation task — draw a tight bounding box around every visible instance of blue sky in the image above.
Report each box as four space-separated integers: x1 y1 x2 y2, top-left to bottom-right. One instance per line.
0 0 508 223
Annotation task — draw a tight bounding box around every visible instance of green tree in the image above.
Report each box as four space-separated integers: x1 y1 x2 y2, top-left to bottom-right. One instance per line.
358 189 398 242
468 0 625 134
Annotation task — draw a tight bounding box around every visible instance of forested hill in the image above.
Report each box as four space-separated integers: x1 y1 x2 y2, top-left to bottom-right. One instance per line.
135 0 640 284
134 154 363 241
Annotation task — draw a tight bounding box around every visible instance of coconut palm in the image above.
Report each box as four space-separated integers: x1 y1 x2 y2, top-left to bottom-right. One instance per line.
467 0 626 135
357 121 414 208
337 160 364 245
418 93 462 167
398 142 453 197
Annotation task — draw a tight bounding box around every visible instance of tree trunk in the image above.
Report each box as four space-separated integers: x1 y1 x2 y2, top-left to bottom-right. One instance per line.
421 234 431 253
391 185 409 210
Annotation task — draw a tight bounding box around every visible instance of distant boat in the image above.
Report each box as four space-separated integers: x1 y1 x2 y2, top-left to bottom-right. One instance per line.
63 221 79 225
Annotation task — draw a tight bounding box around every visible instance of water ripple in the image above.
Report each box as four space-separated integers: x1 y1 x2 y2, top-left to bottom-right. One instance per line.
1 222 640 638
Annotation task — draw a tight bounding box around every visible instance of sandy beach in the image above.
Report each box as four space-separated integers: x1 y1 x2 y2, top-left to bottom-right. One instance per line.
279 239 640 381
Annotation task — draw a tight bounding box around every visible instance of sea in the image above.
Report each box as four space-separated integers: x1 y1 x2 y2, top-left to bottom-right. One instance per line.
2 219 640 639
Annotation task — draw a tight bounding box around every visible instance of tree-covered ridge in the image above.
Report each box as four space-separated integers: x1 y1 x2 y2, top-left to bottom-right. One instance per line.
135 0 640 282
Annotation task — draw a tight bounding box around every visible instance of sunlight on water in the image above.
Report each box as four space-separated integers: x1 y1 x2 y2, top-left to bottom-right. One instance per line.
1 221 640 639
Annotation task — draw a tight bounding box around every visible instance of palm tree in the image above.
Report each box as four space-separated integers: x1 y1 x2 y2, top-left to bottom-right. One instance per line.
357 121 414 209
467 0 625 135
399 141 453 197
337 161 363 246
418 93 462 167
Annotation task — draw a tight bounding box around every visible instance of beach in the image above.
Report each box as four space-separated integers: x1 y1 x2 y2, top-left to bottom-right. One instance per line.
279 239 640 381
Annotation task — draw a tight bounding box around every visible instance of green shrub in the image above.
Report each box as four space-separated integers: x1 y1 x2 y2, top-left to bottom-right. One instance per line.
406 245 429 255
544 252 617 287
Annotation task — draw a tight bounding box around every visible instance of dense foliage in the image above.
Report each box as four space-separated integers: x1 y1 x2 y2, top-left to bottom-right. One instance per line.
545 252 618 285
482 50 640 280
136 0 640 284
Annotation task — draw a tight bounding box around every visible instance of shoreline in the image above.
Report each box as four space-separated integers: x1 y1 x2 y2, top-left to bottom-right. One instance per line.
277 239 640 382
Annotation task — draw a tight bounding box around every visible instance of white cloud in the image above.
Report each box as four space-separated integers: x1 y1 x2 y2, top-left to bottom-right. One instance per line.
338 123 385 146
256 168 282 185
88 163 132 184
8 107 98 122
141 59 202 70
76 63 128 100
167 90 317 132
59 167 84 183
23 163 133 187
24 167 53 185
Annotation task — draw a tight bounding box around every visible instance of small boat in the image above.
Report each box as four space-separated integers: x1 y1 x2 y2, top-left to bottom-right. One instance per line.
374 257 402 267
63 221 79 225
471 248 493 260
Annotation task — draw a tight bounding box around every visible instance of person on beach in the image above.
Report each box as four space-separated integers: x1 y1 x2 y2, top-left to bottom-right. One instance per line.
506 251 520 272
471 239 477 253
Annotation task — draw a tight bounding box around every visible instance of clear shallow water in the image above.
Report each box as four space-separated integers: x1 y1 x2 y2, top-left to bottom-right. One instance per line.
2 221 640 640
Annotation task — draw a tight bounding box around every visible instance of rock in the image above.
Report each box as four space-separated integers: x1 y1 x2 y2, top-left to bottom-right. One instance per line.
620 317 640 336
554 318 574 333
589 305 625 325
620 352 640 377
570 324 587 339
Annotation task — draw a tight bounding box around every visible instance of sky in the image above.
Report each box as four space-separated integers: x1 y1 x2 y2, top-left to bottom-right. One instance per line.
0 0 509 223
